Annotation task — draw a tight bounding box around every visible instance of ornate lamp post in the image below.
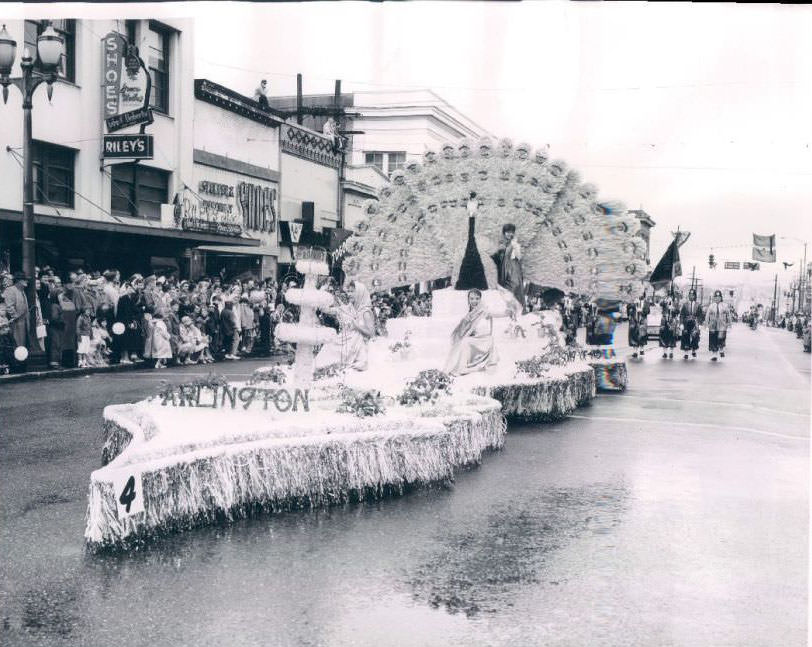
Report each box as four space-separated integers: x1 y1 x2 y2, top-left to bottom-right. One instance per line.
0 23 64 347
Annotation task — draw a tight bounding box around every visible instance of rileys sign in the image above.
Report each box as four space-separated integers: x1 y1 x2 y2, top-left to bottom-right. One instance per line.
103 134 154 159
102 32 152 131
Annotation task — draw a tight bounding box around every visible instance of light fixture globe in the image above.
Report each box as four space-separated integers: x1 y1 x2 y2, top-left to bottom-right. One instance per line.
0 24 17 76
36 23 63 70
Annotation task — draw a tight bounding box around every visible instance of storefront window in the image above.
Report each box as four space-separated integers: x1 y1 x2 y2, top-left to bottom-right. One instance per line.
24 19 76 83
32 141 75 208
388 151 406 173
111 163 169 220
364 152 384 171
146 21 171 114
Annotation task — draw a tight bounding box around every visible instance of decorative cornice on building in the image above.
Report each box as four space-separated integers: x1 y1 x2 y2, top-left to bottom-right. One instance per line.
194 79 285 127
342 179 378 198
193 149 280 183
281 125 342 169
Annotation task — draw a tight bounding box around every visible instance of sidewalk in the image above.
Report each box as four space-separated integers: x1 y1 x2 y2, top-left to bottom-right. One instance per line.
0 352 293 385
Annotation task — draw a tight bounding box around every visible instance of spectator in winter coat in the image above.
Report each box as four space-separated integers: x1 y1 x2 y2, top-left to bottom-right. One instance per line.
220 301 239 360
239 296 255 355
202 305 221 358
115 283 143 363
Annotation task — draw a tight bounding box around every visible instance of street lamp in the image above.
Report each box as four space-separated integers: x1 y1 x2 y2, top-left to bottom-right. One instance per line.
0 23 63 356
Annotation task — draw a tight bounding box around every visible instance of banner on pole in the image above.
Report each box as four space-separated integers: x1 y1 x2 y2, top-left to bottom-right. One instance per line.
752 233 776 263
649 238 682 286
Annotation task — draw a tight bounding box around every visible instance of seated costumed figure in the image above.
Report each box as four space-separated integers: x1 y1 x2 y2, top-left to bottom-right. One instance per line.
444 288 498 376
315 281 375 372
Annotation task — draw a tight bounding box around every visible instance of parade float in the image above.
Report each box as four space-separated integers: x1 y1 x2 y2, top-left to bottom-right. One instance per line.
85 138 646 550
341 137 644 395
87 251 506 550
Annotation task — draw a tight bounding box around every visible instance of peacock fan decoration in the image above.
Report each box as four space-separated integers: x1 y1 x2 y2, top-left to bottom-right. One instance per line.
343 137 647 302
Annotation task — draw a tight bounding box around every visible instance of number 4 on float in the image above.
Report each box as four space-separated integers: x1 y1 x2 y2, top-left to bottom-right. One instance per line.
113 471 145 517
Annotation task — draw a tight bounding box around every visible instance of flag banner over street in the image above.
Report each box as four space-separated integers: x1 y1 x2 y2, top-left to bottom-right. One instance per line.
752 233 776 262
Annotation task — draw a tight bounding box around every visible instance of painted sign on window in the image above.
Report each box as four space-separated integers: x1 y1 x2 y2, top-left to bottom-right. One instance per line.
237 182 277 233
177 177 278 236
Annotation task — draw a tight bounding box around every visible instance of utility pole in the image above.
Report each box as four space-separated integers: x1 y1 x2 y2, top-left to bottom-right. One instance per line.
802 243 808 312
296 73 303 125
771 274 778 324
334 79 344 227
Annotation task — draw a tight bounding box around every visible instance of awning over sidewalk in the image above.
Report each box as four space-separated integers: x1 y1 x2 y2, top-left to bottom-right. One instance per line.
0 209 261 248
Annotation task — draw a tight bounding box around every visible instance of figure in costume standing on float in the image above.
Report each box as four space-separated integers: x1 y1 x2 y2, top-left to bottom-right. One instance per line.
491 223 526 311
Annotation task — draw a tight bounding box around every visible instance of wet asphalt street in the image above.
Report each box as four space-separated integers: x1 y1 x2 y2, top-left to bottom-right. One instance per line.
0 323 808 647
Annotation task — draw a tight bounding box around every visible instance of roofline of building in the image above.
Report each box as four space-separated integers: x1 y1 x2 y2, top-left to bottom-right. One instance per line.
342 179 379 198
195 79 286 126
345 163 390 183
270 88 493 139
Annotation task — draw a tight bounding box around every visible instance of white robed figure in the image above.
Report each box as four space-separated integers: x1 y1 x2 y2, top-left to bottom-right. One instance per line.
444 288 499 376
315 281 376 371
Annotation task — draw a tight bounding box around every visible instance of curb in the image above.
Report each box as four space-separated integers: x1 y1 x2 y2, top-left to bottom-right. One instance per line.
0 353 294 385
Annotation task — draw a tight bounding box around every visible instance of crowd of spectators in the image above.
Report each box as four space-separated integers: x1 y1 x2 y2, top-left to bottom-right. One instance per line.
0 266 309 374
0 266 440 375
1 264 634 375
777 312 811 352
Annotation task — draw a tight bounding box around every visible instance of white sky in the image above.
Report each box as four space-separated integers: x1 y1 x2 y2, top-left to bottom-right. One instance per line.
8 2 812 290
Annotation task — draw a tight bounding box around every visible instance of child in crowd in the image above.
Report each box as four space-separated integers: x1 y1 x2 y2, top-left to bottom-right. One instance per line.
89 317 112 367
76 306 93 368
151 312 172 369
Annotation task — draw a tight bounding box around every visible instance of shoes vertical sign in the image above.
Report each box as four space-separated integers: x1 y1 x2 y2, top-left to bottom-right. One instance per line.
101 30 154 162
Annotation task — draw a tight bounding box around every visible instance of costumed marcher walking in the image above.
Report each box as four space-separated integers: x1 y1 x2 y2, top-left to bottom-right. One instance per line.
659 301 679 359
706 289 731 361
680 289 703 359
627 296 650 359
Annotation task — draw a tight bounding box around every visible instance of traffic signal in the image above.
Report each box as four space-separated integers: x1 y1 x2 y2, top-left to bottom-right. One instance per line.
709 254 716 268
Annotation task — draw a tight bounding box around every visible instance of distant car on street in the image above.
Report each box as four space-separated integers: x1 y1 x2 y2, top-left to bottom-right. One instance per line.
646 312 660 342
